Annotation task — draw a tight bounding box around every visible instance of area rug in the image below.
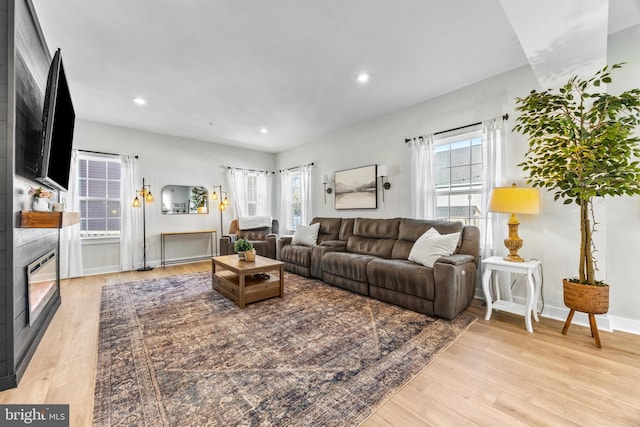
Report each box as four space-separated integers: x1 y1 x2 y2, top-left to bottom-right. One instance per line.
93 272 474 426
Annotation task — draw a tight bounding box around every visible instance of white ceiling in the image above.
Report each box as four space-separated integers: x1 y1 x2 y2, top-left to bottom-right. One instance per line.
30 0 640 153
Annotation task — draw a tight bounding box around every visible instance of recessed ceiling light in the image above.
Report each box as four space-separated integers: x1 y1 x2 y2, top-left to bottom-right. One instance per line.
260 127 269 134
133 97 147 105
356 73 370 83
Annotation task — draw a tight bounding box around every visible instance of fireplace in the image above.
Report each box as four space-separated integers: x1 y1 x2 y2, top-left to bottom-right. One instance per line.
27 249 58 326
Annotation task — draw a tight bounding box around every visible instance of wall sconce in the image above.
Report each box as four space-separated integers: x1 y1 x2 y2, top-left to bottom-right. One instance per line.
321 174 333 204
377 165 391 202
212 185 230 235
132 177 154 271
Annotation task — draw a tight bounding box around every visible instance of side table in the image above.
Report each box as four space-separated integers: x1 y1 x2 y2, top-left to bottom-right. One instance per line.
482 256 542 333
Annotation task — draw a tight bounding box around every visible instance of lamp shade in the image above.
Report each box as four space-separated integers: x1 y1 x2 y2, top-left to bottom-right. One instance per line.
321 174 329 184
377 165 387 178
489 185 540 214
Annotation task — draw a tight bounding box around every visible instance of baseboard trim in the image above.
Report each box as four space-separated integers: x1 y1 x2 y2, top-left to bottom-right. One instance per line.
540 304 612 332
81 265 121 276
472 295 639 335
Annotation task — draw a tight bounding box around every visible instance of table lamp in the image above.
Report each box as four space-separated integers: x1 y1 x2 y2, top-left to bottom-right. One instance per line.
488 183 540 262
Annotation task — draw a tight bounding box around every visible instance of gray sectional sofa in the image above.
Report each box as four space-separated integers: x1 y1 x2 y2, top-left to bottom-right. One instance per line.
278 217 480 319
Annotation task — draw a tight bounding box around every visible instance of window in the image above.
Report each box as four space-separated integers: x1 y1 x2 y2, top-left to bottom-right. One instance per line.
290 171 302 230
78 154 122 237
434 131 483 226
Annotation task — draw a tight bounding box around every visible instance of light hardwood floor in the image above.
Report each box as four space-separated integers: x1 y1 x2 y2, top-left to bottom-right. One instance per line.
1 261 639 426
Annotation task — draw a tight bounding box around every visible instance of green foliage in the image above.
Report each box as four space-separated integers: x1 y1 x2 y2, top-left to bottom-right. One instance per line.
233 238 253 253
514 64 640 285
190 187 208 208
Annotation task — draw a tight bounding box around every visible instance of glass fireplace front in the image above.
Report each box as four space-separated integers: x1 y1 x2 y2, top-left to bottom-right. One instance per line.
27 249 57 326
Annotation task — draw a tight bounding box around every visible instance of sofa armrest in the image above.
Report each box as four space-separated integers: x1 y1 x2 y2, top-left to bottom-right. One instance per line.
266 234 278 259
277 236 293 260
432 257 477 319
278 235 293 247
219 234 238 256
435 254 476 266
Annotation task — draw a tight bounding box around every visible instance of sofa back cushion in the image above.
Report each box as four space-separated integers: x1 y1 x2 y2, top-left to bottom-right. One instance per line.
354 217 400 238
310 217 342 244
236 228 270 240
345 218 400 259
339 218 355 241
231 218 279 240
392 218 463 260
459 224 481 264
347 237 396 259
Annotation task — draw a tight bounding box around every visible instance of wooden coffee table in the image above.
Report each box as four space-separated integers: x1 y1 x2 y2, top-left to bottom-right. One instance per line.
212 254 284 308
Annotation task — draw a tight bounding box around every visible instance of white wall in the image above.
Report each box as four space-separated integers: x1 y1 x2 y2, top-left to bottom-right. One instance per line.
603 24 640 330
74 25 640 333
74 120 276 274
275 25 640 332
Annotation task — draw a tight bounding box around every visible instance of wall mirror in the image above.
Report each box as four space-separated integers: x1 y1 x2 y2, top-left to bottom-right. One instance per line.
162 185 209 214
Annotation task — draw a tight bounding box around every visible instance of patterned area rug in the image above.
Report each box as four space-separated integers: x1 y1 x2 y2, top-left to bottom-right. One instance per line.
93 272 474 426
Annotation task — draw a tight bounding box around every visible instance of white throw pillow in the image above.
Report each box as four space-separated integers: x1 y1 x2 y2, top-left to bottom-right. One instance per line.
291 223 320 246
408 228 461 268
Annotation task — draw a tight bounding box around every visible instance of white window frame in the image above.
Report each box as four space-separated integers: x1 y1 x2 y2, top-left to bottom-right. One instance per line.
78 153 122 238
434 129 483 227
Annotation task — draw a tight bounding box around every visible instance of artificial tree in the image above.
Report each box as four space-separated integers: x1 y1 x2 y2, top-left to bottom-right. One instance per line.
514 63 640 287
515 64 640 347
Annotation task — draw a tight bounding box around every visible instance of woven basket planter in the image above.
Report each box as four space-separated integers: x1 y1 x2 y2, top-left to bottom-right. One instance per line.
563 279 609 314
239 249 256 262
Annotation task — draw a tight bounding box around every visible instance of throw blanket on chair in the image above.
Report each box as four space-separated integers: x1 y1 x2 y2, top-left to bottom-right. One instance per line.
238 216 272 230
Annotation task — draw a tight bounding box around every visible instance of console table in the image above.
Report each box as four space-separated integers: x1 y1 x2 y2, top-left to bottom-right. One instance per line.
161 230 217 267
482 256 542 333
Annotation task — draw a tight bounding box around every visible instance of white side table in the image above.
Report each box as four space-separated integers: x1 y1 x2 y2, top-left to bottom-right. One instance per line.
482 256 542 333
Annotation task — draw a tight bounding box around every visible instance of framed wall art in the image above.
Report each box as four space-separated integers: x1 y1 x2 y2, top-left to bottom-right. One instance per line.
334 164 377 209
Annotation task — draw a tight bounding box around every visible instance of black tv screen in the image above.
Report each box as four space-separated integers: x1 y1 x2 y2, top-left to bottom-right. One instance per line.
37 48 75 192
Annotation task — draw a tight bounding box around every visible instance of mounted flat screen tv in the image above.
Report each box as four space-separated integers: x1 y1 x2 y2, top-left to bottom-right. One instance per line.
37 48 75 192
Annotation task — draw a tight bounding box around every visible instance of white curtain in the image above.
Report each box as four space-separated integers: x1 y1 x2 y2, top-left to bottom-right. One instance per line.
480 117 506 260
279 170 293 234
120 154 139 271
299 164 312 226
227 168 247 218
227 168 273 217
59 150 83 278
410 134 436 219
256 171 273 216
279 165 311 234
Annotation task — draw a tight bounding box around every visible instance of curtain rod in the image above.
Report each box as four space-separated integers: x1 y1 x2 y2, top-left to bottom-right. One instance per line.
226 166 275 174
78 149 138 159
278 162 315 173
404 114 509 143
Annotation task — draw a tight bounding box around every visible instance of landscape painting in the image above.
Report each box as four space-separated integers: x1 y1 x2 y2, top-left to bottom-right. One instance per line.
334 165 377 209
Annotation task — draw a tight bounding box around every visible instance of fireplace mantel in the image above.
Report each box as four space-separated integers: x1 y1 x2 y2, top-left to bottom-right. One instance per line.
20 211 80 228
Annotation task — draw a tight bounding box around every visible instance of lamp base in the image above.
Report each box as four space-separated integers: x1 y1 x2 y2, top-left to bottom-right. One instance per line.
503 254 525 262
503 215 524 262
137 265 154 272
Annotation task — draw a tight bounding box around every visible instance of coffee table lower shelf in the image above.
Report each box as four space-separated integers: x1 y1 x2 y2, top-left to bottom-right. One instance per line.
214 270 282 308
